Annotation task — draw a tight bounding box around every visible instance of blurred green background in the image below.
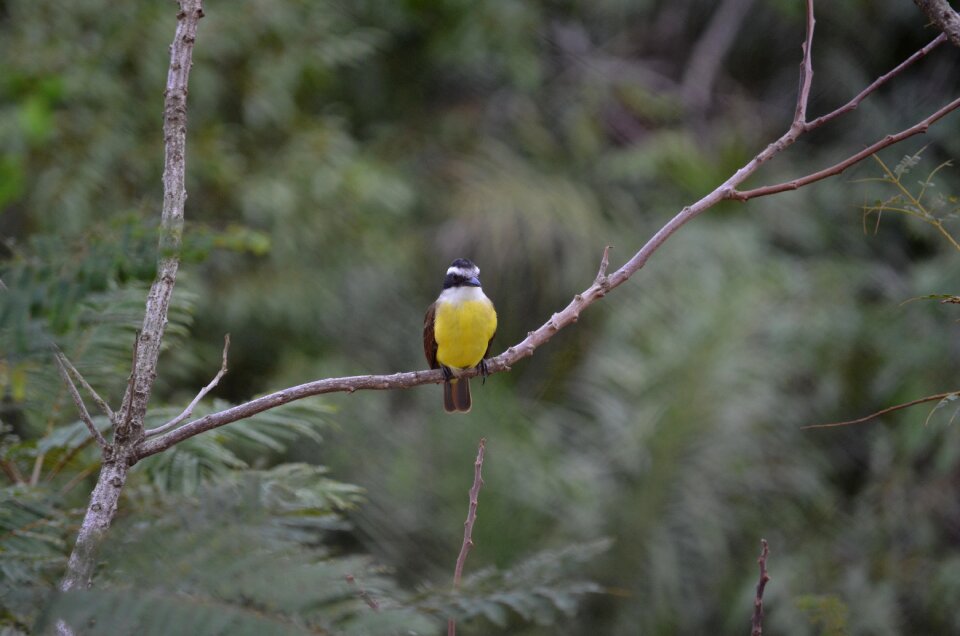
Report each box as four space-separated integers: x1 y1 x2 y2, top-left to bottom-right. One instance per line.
2 0 960 634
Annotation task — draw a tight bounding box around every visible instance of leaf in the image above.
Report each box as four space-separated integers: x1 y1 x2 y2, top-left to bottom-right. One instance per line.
420 539 610 627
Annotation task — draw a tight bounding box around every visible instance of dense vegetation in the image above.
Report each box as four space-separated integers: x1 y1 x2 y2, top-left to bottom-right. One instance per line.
2 0 960 633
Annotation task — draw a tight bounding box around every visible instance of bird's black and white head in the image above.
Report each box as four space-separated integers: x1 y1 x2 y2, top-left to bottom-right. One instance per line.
442 258 482 289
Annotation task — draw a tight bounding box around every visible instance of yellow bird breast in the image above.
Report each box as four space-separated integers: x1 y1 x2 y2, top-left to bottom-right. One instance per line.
434 296 497 370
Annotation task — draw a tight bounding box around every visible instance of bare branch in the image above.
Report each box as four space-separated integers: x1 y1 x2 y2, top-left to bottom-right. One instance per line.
794 0 816 125
54 350 116 424
802 389 959 429
806 33 945 130
730 95 960 201
914 0 960 48
448 438 486 636
145 334 230 438
54 356 110 453
751 539 771 636
135 11 960 459
116 0 205 443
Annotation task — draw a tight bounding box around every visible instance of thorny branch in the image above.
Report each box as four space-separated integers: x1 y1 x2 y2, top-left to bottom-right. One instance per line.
133 0 960 460
448 438 486 636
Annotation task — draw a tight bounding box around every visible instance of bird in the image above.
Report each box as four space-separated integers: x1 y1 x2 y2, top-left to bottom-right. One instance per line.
423 258 497 413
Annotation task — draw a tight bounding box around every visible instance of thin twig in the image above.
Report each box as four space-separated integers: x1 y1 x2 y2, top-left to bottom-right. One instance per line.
730 96 960 201
448 438 487 636
134 12 960 460
54 351 116 424
806 34 945 130
751 539 770 636
802 390 959 429
53 356 110 452
793 0 816 125
145 334 230 438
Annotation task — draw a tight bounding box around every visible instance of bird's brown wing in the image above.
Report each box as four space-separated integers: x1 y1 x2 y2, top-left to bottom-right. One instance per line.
423 302 439 369
483 330 496 359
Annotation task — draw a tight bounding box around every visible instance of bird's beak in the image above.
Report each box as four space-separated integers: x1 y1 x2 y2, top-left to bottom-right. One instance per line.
466 276 482 287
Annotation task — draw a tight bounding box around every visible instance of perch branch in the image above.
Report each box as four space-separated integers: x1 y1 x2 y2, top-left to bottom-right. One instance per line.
145 334 230 438
751 539 771 636
448 438 486 636
802 389 960 429
54 356 110 453
914 0 960 49
134 6 960 460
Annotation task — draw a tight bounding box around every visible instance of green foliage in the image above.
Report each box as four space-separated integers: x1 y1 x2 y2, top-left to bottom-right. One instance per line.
422 540 609 628
135 401 333 495
39 466 436 636
795 594 850 636
860 151 960 251
0 486 72 631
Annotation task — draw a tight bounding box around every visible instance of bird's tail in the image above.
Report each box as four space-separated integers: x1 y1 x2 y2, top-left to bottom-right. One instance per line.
443 378 472 413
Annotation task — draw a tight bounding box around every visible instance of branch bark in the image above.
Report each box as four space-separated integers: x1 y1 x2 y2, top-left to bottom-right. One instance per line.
115 0 203 446
751 539 771 636
914 0 960 48
58 0 204 595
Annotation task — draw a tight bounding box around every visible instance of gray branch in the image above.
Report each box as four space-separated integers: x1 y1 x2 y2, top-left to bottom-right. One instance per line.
914 0 960 48
58 0 205 597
